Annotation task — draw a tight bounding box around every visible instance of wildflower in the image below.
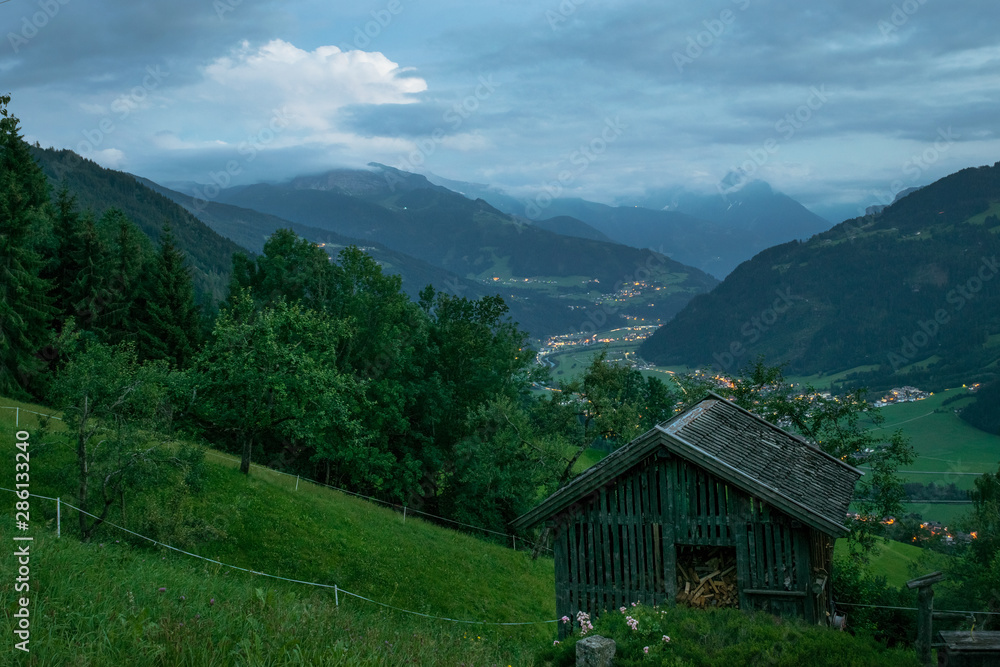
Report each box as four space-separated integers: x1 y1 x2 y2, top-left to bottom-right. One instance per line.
560 615 570 624
631 601 637 607
619 606 627 613
158 587 166 593
553 640 560 645
626 616 638 631
179 595 186 601
643 646 649 654
209 598 215 606
662 635 670 643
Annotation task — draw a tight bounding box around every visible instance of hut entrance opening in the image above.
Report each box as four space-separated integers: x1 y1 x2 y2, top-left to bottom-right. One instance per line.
675 545 739 609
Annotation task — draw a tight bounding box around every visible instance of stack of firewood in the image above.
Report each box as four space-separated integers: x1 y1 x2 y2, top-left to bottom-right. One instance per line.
675 548 739 609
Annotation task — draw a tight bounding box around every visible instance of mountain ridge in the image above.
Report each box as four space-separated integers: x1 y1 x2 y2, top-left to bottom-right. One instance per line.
639 162 1000 391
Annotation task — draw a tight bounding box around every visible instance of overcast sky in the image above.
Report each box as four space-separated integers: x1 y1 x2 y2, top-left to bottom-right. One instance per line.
3 0 998 221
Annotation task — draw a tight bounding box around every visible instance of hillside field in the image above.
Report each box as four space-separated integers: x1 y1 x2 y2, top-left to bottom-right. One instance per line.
0 397 939 665
0 398 557 665
833 539 951 590
863 388 1000 526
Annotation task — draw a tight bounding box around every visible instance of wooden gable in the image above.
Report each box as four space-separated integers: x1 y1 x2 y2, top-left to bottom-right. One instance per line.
513 393 861 536
514 393 863 630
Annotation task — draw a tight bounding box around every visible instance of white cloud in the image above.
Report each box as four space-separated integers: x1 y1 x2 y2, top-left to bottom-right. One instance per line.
91 148 126 169
195 39 427 132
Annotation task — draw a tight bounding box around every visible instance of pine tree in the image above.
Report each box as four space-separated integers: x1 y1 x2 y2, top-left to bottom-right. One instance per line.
67 211 110 334
0 94 54 397
101 208 148 345
45 186 82 322
141 223 200 367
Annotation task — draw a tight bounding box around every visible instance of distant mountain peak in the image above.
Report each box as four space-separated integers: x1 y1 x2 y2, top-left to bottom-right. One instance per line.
283 164 448 200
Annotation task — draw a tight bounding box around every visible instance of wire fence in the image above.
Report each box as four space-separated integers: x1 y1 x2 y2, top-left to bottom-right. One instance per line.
4 488 997 627
834 601 1000 617
197 448 549 553
0 405 63 426
6 408 1000 630
0 487 560 627
1 402 551 553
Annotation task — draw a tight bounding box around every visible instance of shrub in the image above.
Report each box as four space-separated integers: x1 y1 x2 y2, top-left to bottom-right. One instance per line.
535 603 920 666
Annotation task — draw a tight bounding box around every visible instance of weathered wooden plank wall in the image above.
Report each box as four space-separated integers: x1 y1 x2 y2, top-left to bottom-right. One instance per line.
552 452 823 630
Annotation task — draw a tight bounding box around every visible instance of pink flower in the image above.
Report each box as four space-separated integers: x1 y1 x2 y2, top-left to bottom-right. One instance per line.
662 635 670 643
560 615 570 624
553 640 560 645
619 606 627 613
158 587 166 593
209 598 215 606
626 616 639 631
643 646 649 654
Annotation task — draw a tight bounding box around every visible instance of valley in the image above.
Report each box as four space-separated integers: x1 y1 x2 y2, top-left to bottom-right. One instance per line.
6 3 1000 660
541 332 999 532
27 144 1000 535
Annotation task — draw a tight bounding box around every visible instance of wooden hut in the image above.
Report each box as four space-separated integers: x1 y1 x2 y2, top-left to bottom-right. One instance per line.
512 393 862 630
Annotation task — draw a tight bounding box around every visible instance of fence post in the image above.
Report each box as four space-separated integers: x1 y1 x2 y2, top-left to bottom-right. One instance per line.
15 407 19 427
512 535 516 550
57 498 61 538
295 475 299 491
907 571 945 667
403 507 407 523
334 585 339 606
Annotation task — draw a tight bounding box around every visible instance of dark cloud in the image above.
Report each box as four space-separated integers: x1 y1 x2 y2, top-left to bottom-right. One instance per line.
4 0 999 212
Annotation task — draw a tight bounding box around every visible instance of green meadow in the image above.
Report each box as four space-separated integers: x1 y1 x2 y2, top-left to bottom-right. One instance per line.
862 388 1000 526
0 397 948 665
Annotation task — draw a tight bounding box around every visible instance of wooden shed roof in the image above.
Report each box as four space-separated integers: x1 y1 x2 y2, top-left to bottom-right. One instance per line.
512 393 863 537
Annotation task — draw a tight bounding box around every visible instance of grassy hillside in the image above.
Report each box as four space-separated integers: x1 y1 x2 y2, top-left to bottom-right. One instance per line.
868 389 1000 489
0 398 933 665
834 539 951 589
0 398 557 665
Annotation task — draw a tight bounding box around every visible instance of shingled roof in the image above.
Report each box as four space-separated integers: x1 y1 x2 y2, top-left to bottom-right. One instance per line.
512 392 863 537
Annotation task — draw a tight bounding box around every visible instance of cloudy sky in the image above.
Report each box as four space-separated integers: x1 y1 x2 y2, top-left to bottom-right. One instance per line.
3 0 998 221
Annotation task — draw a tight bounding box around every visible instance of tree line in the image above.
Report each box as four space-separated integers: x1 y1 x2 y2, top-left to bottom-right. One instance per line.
0 93 938 564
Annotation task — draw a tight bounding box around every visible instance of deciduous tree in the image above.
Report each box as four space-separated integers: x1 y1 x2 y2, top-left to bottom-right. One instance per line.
192 290 360 475
50 329 171 540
